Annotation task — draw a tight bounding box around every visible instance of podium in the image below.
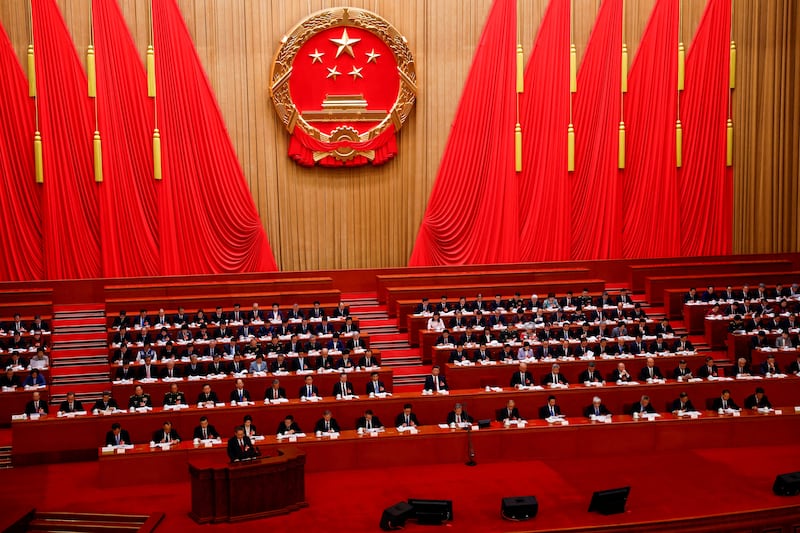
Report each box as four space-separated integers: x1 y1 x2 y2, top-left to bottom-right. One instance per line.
188 447 308 523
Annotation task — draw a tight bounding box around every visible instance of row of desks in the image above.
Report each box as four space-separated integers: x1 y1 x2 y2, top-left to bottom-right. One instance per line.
97 406 800 485
14 377 799 467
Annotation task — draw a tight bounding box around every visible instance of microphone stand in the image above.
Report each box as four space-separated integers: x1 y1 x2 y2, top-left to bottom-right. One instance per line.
465 425 476 466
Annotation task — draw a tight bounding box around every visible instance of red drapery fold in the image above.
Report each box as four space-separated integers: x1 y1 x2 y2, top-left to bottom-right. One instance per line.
409 0 518 266
679 0 733 255
32 0 101 279
0 23 43 281
152 0 277 274
622 0 680 258
570 0 623 260
289 125 396 168
93 0 160 278
518 0 571 262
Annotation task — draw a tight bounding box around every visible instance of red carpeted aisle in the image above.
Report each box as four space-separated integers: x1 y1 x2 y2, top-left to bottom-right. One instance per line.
0 445 798 532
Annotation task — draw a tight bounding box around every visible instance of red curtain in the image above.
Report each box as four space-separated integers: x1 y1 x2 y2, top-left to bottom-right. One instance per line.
622 0 680 258
570 0 623 260
408 0 519 266
93 0 160 278
0 23 43 281
679 0 733 255
517 0 571 262
31 0 101 279
151 0 277 274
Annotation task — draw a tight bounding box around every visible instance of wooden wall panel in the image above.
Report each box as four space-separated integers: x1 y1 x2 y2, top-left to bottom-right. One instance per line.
0 0 797 271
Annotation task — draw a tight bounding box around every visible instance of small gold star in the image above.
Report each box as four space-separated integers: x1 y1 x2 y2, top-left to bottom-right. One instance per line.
330 28 360 59
348 66 364 80
326 66 341 80
365 49 381 63
309 49 324 64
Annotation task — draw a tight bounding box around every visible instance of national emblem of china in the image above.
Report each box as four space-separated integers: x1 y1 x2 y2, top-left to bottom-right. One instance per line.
270 8 416 167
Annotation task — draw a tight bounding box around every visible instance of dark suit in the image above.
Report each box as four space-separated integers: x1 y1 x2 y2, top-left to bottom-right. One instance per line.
58 400 83 413
196 391 219 404
332 381 354 397
631 402 656 414
744 393 772 409
193 425 220 440
510 370 534 388
276 421 303 435
446 411 473 425
423 374 448 391
152 429 181 443
25 399 49 415
496 407 521 421
638 366 664 380
359 354 380 368
314 418 341 433
105 430 131 446
356 416 384 430
299 384 320 398
395 412 421 427
697 364 719 378
711 397 740 410
584 404 611 417
184 364 205 377
264 386 287 401
671 398 696 412
366 380 386 395
138 365 158 380
160 366 181 379
611 369 632 382
227 435 258 461
539 404 562 419
229 388 251 402
760 361 780 375
93 399 119 411
578 369 603 383
542 372 568 385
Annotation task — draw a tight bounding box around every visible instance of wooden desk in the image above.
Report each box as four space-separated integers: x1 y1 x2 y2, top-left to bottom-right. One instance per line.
96 408 800 479
17 377 800 467
188 447 307 523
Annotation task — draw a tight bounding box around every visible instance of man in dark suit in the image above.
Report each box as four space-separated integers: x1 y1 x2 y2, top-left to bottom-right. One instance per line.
196 384 219 405
673 334 694 353
193 416 220 440
262 379 286 401
332 374 355 397
446 403 473 425
395 403 421 428
58 392 83 414
184 355 206 377
631 395 657 415
276 415 302 436
542 364 569 385
366 372 386 395
314 409 341 433
152 421 181 443
671 392 696 413
111 311 130 329
160 360 181 380
299 375 320 399
578 362 603 383
229 379 251 403
649 335 670 354
356 409 384 431
92 391 118 412
308 301 326 320
744 387 772 410
673 359 694 379
711 389 740 411
359 350 380 369
423 366 448 392
0 369 20 388
227 426 258 461
639 358 664 380
105 423 131 446
789 355 800 375
539 395 563 419
584 396 612 418
611 362 632 382
332 302 350 318
496 399 521 422
510 363 534 388
760 355 780 375
207 354 227 376
697 357 719 379
114 360 136 381
137 356 158 380
24 391 48 415
732 357 752 376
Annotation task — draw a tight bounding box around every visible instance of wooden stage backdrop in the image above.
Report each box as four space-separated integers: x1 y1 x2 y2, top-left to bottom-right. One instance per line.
0 0 797 271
